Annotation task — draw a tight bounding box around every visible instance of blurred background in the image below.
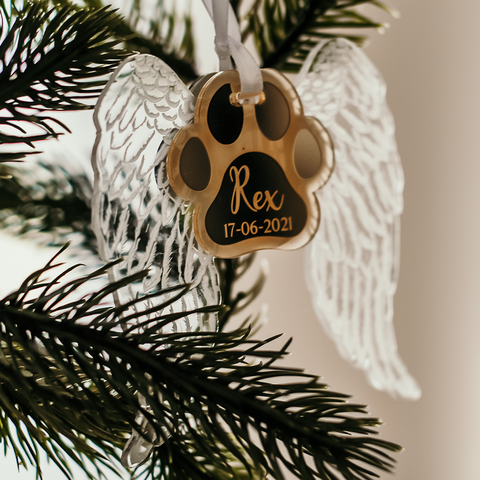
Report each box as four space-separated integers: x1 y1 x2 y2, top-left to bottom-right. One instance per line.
1 0 479 478
259 1 480 478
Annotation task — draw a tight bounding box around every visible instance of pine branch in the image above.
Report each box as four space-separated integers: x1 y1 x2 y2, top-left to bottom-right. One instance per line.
0 252 131 479
242 0 394 72
215 254 267 332
112 19 197 83
77 0 198 82
138 432 268 480
0 161 93 247
0 247 401 480
0 3 403 479
47 0 394 88
0 1 128 160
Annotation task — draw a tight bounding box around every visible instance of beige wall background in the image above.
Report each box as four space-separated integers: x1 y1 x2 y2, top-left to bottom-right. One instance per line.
258 0 480 478
1 0 479 478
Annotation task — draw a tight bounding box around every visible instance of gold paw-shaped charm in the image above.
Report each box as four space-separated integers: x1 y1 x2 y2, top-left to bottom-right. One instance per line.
167 69 334 258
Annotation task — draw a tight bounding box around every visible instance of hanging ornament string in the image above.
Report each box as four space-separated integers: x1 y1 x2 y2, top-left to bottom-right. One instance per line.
209 0 236 71
201 0 263 104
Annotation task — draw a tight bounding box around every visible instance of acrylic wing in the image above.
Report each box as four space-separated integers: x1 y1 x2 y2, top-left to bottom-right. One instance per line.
296 39 420 400
92 54 220 329
92 54 221 467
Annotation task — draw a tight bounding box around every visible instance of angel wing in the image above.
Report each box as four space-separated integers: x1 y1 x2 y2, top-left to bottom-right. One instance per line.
91 54 220 465
92 53 219 331
296 39 421 400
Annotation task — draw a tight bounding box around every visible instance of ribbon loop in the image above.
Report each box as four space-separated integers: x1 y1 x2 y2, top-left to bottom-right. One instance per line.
201 0 264 104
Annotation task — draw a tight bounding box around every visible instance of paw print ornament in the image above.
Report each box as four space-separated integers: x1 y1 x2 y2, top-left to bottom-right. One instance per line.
167 68 335 258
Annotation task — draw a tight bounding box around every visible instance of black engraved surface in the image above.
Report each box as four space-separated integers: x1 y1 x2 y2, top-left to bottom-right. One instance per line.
180 137 211 190
255 82 290 141
207 84 243 145
205 152 307 245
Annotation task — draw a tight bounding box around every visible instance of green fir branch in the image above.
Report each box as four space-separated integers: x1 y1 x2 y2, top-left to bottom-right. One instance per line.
216 254 267 332
0 1 128 159
0 2 403 479
111 17 197 83
79 0 197 82
0 161 95 254
0 247 401 480
137 430 268 479
241 0 393 72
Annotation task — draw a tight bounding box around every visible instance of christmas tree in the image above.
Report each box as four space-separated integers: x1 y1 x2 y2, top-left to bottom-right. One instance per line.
0 1 406 479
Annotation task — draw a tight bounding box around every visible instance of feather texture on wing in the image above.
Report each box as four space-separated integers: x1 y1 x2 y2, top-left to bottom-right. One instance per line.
296 39 420 400
92 54 220 333
91 54 221 466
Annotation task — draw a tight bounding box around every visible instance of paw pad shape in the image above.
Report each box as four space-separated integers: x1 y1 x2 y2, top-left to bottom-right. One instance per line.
167 69 334 258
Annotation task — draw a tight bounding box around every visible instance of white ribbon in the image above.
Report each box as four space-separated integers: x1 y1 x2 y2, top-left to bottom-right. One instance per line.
201 0 263 101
